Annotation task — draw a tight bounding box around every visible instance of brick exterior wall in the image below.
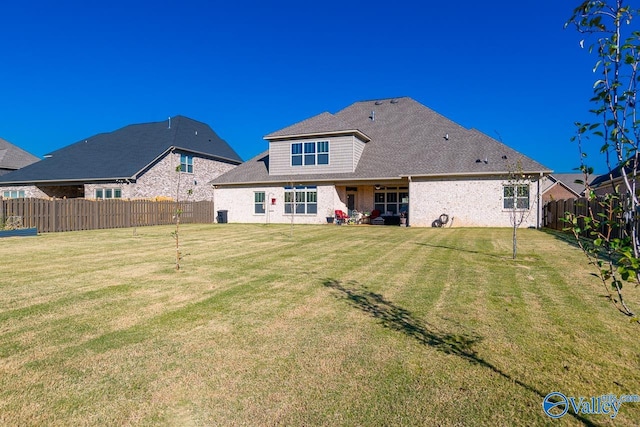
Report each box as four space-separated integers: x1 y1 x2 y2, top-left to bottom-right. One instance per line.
213 185 342 224
408 177 541 227
214 177 543 228
542 183 577 204
1 152 237 201
0 185 49 198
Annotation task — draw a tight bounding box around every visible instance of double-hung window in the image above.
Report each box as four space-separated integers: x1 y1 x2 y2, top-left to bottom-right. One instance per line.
180 154 194 173
284 186 317 214
2 190 25 199
254 191 266 214
291 141 329 166
503 185 529 209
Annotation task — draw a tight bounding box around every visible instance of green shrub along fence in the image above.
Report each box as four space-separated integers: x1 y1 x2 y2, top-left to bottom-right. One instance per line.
0 198 215 233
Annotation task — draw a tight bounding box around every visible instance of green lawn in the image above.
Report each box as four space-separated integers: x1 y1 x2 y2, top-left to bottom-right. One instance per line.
0 224 638 426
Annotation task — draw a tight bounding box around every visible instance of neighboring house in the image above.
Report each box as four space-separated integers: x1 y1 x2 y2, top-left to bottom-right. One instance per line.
590 159 639 196
0 116 242 201
0 137 39 177
541 173 586 204
211 97 551 227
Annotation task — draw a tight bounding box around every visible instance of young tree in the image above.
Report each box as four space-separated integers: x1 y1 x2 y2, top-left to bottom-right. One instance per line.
505 160 535 259
565 0 640 322
172 160 193 271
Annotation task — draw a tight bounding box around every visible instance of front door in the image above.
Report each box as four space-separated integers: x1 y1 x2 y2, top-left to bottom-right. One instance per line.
347 192 356 213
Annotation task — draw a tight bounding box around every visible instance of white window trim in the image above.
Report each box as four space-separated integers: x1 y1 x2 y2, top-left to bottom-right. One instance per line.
503 184 530 210
2 190 25 199
254 191 266 215
284 186 318 215
180 154 194 174
290 141 329 167
95 188 123 200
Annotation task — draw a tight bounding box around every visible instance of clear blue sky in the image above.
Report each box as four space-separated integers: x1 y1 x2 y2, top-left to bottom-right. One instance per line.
0 1 611 173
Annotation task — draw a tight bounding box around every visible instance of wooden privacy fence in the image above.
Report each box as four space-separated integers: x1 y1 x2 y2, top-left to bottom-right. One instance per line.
0 198 215 233
543 197 630 239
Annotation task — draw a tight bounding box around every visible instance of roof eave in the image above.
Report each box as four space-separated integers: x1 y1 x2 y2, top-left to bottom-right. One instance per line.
400 169 553 179
264 129 371 143
0 177 136 185
172 146 242 164
211 176 404 187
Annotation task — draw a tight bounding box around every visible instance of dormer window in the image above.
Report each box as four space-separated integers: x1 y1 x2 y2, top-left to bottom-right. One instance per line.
291 141 329 166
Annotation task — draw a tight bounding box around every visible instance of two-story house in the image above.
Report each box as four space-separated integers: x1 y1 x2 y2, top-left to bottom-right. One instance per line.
0 116 242 201
211 97 551 227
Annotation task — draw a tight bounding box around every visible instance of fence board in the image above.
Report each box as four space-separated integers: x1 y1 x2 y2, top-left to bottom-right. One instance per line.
0 198 215 233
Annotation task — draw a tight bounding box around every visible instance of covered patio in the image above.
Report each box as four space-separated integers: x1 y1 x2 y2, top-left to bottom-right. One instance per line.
335 183 409 225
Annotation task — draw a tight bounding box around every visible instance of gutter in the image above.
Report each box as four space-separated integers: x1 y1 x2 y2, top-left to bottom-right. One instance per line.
0 177 136 186
211 176 405 187
400 169 553 179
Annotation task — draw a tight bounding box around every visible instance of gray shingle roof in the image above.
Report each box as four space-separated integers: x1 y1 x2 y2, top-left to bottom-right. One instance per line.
265 111 371 141
0 116 242 184
0 138 39 174
547 173 586 195
212 97 550 185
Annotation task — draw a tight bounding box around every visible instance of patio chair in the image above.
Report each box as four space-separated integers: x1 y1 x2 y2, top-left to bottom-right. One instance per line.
335 210 350 225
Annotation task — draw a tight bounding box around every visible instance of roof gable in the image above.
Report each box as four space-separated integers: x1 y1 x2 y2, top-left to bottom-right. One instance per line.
0 116 242 184
0 138 39 170
265 112 371 142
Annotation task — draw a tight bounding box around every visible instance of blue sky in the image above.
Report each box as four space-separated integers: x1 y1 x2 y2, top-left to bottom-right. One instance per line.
0 1 611 173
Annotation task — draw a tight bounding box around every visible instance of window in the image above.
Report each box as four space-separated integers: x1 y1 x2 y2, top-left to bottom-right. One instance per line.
504 185 529 209
180 154 193 173
291 141 329 166
3 190 25 199
304 142 316 165
317 141 329 165
254 192 266 214
374 187 409 215
291 143 303 166
284 186 317 214
95 188 122 200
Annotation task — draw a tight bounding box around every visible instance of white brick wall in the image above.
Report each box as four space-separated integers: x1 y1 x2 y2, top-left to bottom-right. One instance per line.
408 177 541 227
214 185 341 224
214 177 542 228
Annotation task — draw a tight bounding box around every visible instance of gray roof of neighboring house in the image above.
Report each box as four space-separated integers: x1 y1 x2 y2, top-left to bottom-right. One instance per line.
0 138 39 175
0 116 242 184
546 173 586 196
212 97 551 185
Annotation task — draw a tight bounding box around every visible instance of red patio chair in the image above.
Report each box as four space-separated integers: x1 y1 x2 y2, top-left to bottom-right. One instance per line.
335 210 350 225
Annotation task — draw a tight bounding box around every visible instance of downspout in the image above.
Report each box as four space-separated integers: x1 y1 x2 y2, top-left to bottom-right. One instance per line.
537 173 542 229
407 175 412 227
